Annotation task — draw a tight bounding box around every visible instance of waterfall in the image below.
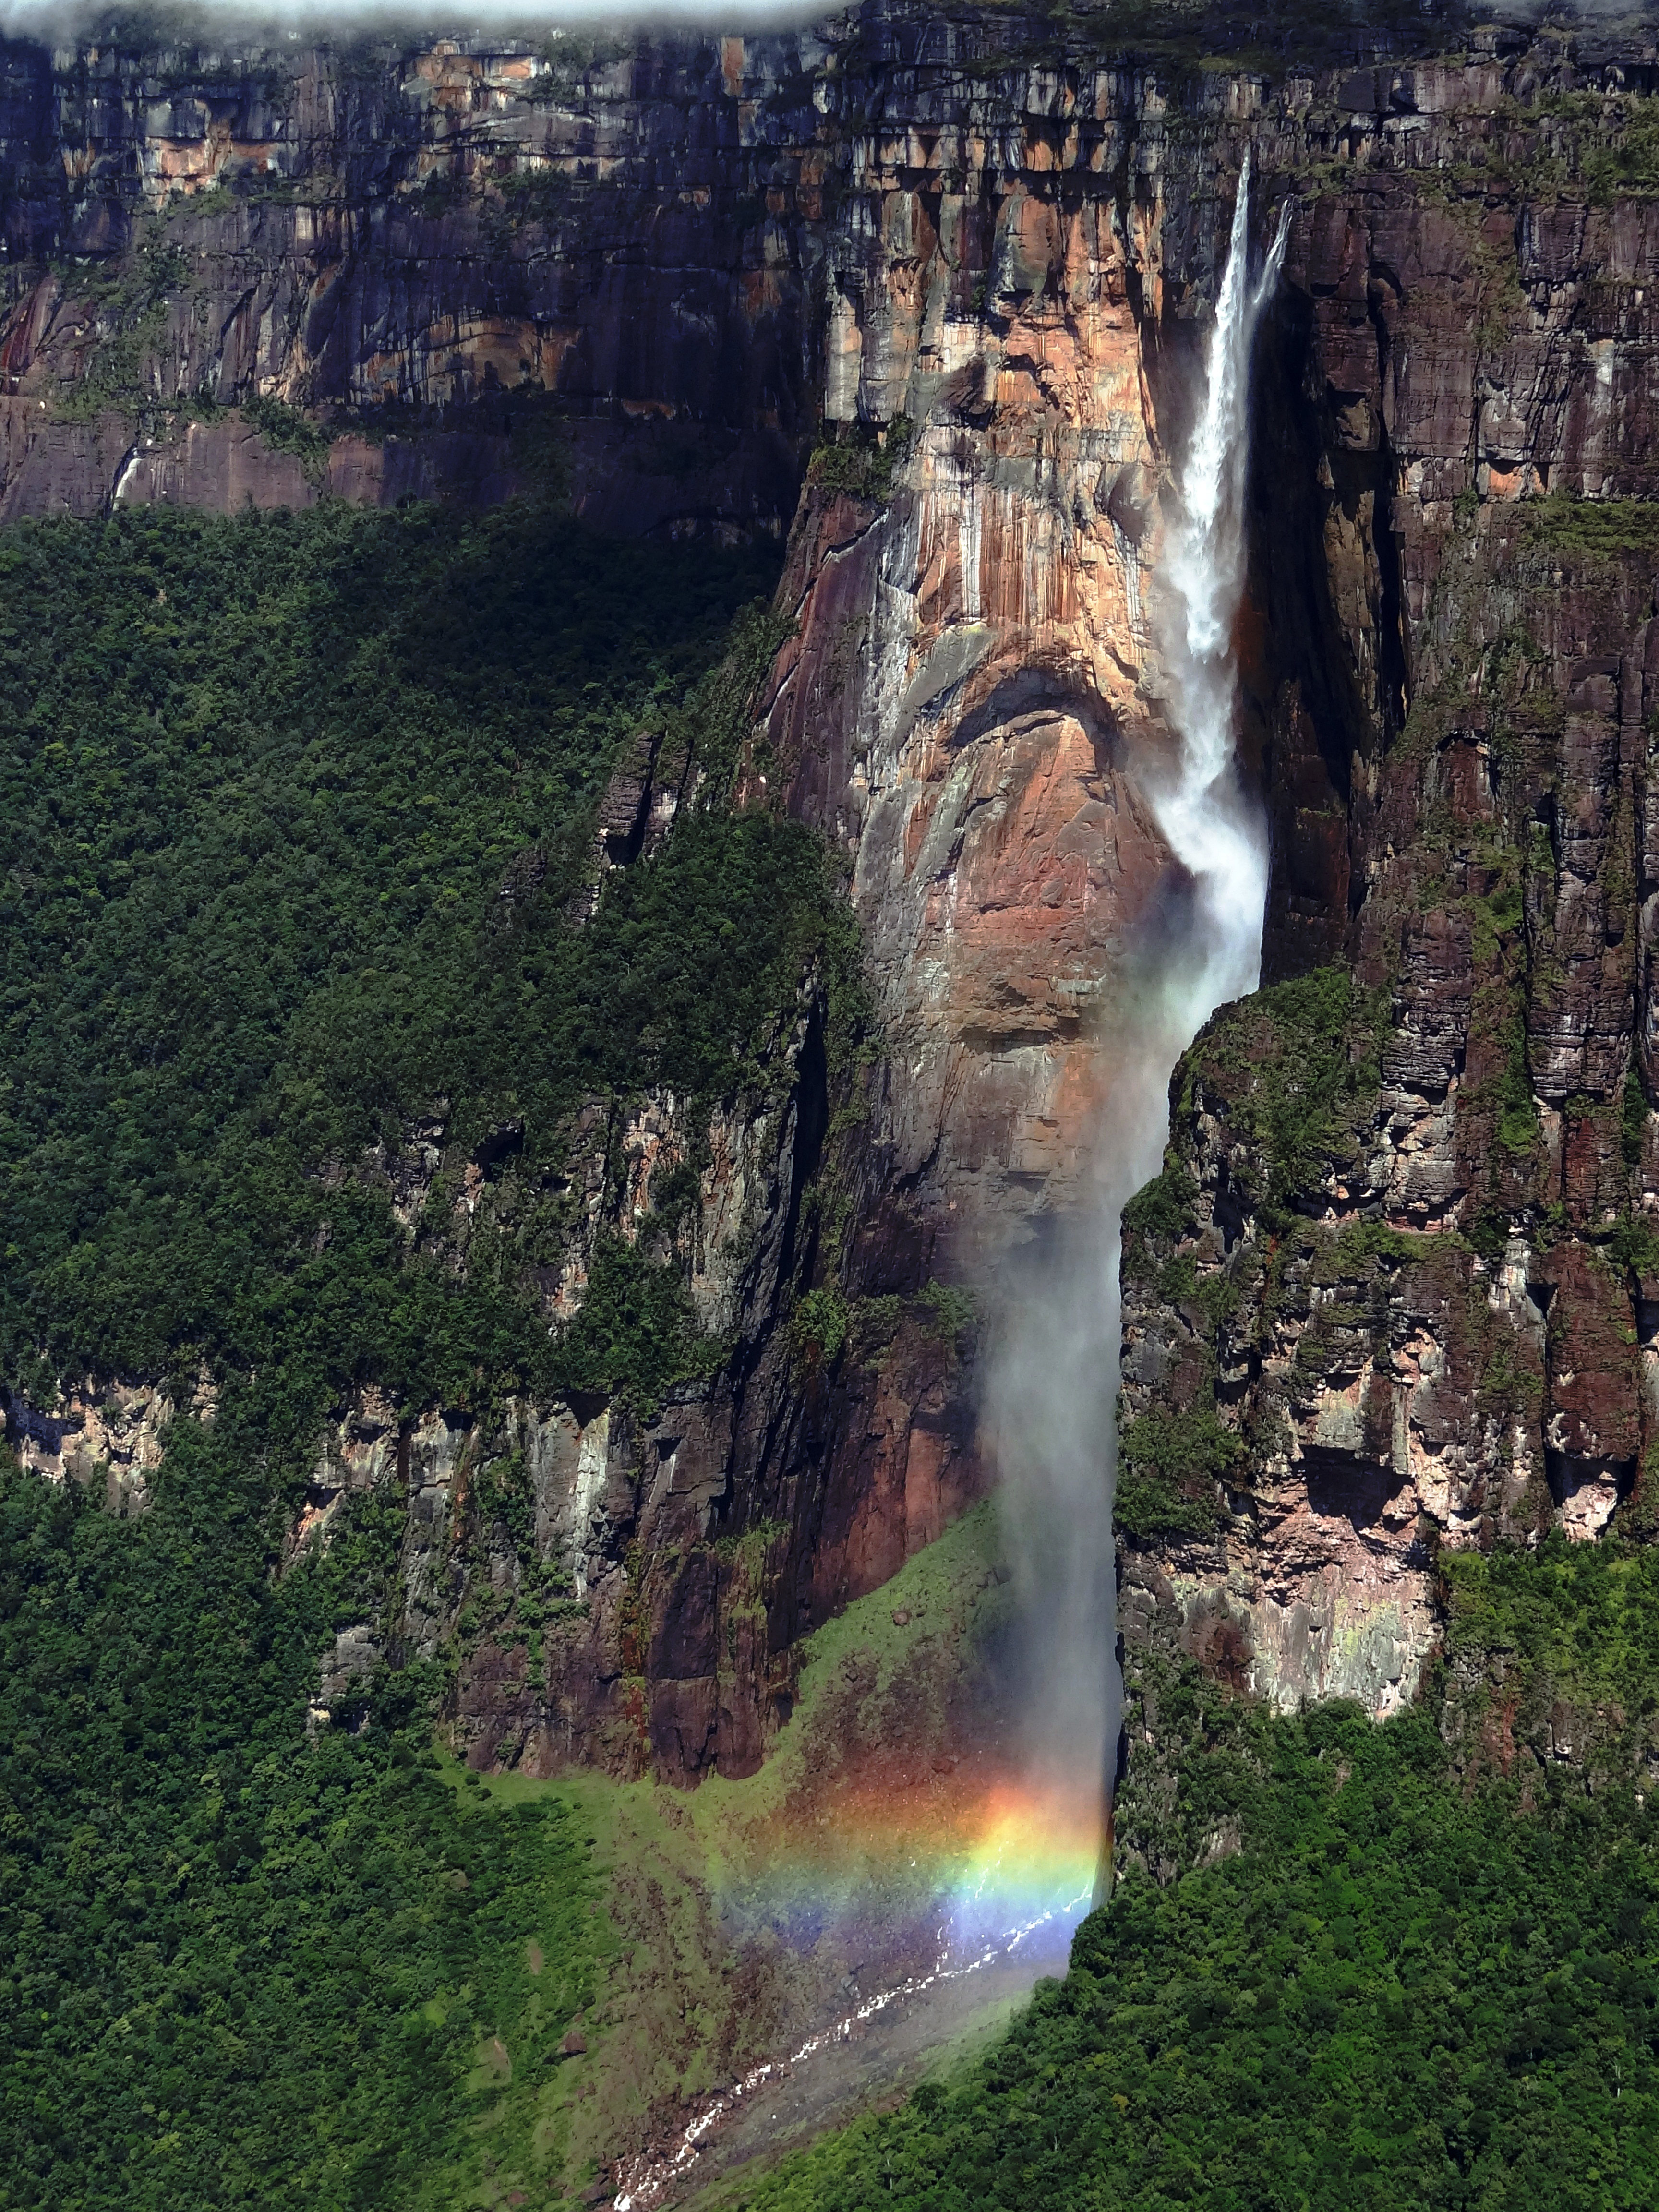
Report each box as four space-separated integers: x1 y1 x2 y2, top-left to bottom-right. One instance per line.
1149 153 1292 1026
613 165 1293 2209
979 155 1289 1915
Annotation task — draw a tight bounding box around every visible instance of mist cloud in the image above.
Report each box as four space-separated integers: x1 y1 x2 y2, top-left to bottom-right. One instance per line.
0 0 825 42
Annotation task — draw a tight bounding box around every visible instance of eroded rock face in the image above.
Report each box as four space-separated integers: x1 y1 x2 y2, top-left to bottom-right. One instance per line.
2 1375 181 1515
17 5 1659 1759
1092 15 1659 1725
284 1016 983 1782
772 11 1659 1738
294 1323 984 1783
0 29 822 532
764 442 1176 1273
1119 152 1659 1709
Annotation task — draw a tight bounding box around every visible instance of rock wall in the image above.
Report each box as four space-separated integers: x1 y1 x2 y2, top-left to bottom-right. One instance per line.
0 24 822 533
14 3 1659 1769
2 1373 179 1514
757 189 1175 1277
279 973 986 1783
1115 14 1659 1723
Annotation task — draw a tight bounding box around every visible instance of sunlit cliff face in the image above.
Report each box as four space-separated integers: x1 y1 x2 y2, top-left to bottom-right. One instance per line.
758 142 1186 1897
768 168 1182 1273
769 113 1289 1907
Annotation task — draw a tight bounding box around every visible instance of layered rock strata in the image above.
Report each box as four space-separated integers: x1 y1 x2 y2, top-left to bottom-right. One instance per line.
0 27 820 534
13 4 1659 1771
1118 26 1659 1721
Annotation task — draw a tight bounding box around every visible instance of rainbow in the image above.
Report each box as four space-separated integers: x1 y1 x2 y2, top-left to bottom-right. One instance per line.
704 1766 1102 1972
938 1780 1101 1964
613 1776 1102 2212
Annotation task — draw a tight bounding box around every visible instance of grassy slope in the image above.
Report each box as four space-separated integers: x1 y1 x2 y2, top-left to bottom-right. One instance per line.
457 1503 1018 2196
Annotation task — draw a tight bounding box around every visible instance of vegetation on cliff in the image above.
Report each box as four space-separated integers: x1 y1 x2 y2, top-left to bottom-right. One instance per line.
804 418 915 504
1115 966 1391 1542
0 499 870 2205
0 1421 596 2210
0 500 863 1433
734 1545 1659 2212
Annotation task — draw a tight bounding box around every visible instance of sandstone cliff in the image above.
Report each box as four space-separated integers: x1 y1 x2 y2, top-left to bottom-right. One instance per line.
14 2 1659 1785
1116 21 1659 1748
0 22 820 533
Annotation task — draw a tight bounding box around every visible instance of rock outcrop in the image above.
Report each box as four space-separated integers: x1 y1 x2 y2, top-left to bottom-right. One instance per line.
281 1020 986 1783
2 1373 179 1514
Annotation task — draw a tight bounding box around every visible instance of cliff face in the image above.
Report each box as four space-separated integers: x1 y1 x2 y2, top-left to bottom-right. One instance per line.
13 2 1659 1778
0 28 819 532
296 1049 986 1784
757 192 1173 1276
1118 23 1659 1724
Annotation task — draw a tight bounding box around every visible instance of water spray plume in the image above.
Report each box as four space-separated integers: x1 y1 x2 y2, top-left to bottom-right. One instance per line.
984 148 1289 1915
608 156 1290 2209
1155 152 1293 1020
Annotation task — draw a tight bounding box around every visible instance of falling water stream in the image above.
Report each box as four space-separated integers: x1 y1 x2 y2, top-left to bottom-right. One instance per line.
986 149 1292 1907
612 159 1289 2212
1149 156 1294 1020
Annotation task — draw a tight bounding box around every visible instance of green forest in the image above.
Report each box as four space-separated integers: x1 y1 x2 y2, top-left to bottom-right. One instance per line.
737 1542 1659 2212
0 500 866 1441
0 1408 595 2210
0 498 862 2206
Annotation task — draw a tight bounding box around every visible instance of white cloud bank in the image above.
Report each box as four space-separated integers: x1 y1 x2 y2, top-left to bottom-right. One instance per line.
0 0 826 38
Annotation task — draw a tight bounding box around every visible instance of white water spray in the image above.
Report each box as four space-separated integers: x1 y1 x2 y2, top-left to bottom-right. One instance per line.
1150 154 1292 1028
986 155 1290 1885
607 161 1292 2212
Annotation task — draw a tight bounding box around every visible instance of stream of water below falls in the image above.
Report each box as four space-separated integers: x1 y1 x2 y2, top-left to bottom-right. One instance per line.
610 161 1291 2212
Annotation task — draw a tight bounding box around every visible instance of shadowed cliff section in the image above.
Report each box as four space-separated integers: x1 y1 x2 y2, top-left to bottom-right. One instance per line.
0 16 825 532
0 3 1563 536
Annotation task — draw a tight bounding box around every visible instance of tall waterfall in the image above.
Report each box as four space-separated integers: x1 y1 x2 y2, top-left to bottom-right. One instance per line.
614 168 1293 2209
980 156 1290 1912
1150 155 1292 1029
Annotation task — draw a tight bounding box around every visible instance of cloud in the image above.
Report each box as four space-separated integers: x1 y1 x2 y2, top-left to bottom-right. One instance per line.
0 0 824 39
